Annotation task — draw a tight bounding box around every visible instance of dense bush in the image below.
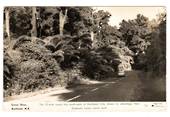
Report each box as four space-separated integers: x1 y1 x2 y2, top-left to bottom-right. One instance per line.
4 36 67 96
4 32 134 96
82 45 123 80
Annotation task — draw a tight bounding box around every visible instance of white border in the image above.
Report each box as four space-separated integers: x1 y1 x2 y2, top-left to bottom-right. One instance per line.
0 0 168 6
0 0 169 116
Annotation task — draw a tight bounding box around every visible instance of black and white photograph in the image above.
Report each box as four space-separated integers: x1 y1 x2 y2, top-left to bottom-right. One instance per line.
2 6 166 111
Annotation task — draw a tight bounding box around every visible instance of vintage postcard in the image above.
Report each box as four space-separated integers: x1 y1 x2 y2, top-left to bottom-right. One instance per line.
2 6 166 112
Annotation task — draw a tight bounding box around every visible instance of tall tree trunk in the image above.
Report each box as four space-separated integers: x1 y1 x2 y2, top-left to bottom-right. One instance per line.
91 11 94 47
91 31 94 41
59 9 67 36
31 7 37 41
36 8 41 37
5 8 10 41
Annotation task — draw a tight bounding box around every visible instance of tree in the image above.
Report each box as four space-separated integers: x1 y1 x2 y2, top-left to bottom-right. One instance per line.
31 7 37 41
146 12 166 77
39 7 60 37
119 14 151 54
92 10 112 48
119 14 152 69
59 9 67 36
64 7 93 36
4 7 10 40
7 7 32 38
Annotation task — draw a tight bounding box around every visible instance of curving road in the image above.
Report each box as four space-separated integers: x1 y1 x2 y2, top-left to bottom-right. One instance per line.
5 71 166 102
62 71 142 102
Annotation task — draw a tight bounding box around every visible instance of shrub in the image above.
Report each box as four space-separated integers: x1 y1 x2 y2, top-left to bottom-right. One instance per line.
4 36 66 96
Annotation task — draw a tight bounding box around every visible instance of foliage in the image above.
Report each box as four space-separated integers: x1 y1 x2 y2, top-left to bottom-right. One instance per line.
119 14 151 53
64 7 94 36
8 7 32 38
119 14 152 68
145 14 166 77
4 36 66 96
82 49 115 80
39 7 60 37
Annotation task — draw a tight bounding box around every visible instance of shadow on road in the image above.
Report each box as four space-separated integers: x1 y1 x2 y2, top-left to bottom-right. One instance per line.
50 71 166 102
50 83 106 101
